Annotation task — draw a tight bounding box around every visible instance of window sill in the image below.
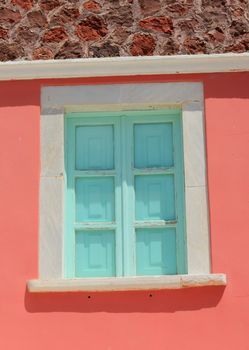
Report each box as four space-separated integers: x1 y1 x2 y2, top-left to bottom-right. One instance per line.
27 274 226 293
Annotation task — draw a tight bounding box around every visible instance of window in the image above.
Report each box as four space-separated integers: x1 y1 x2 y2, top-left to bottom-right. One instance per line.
28 82 226 292
65 110 186 278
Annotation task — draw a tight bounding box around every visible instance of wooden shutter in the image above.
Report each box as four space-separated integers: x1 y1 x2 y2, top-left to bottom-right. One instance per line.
65 115 123 278
65 110 186 278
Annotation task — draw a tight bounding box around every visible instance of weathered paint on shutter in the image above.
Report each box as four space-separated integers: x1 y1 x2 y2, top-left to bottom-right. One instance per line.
65 115 122 278
65 110 186 278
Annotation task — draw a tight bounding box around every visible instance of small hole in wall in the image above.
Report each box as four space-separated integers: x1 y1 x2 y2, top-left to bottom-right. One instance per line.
87 295 91 299
149 293 153 297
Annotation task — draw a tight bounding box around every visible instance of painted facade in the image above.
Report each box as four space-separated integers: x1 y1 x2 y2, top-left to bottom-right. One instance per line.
0 71 248 349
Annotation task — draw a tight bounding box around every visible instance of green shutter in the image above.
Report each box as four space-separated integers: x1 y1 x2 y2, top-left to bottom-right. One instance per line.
65 110 187 278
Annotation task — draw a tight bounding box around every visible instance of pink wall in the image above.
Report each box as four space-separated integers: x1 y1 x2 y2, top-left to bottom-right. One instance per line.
0 73 248 350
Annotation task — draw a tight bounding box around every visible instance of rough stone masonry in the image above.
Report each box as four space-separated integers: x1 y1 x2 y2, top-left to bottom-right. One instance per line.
0 0 249 61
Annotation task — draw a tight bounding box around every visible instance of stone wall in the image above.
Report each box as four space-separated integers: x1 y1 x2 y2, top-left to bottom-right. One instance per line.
0 0 249 61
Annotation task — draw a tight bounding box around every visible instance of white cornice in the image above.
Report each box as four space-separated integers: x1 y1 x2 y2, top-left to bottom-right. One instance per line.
0 53 249 81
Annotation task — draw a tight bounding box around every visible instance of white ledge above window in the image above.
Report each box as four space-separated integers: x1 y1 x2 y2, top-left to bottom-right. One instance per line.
27 274 226 293
0 54 249 81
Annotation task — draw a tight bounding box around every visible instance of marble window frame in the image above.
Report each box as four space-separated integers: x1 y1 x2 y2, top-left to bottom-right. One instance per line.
39 82 210 280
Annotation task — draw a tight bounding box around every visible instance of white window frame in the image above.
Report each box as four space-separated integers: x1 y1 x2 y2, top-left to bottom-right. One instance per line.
28 82 226 292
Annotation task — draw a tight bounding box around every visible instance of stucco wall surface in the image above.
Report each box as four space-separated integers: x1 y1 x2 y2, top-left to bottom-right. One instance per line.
0 0 249 61
0 73 248 350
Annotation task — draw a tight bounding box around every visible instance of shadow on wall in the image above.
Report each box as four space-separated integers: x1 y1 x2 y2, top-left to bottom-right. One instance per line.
1 72 249 109
24 285 226 313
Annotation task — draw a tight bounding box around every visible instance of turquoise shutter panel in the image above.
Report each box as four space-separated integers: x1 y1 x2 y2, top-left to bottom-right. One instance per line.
75 230 115 277
75 177 114 222
75 125 116 277
133 121 178 275
135 175 176 221
65 119 121 278
136 228 177 275
134 123 173 168
75 125 114 170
